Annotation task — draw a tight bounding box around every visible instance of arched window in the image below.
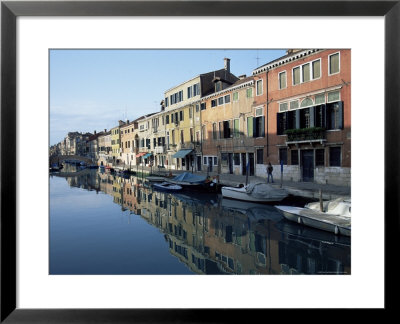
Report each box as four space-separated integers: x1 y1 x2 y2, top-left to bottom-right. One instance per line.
300 97 313 108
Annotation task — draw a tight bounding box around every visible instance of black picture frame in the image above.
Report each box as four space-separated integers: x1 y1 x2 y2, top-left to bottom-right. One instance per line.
1 0 398 322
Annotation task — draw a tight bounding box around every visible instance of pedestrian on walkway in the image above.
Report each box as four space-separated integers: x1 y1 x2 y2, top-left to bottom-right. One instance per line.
267 162 274 183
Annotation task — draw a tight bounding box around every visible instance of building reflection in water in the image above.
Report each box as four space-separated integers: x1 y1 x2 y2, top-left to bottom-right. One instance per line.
53 169 351 275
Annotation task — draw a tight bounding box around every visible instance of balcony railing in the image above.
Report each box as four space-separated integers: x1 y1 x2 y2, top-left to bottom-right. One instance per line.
154 146 166 154
285 127 326 143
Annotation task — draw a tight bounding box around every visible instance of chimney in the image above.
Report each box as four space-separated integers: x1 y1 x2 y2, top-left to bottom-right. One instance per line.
104 129 107 132
224 58 230 73
239 74 246 80
94 130 96 134
127 120 129 124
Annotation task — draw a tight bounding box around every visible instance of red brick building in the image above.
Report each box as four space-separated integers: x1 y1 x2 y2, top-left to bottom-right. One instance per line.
253 49 351 186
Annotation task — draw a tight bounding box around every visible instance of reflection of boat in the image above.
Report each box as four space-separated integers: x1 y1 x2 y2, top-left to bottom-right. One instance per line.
165 172 214 191
153 182 183 192
275 219 351 246
275 197 351 236
146 176 166 182
221 198 284 222
221 182 288 203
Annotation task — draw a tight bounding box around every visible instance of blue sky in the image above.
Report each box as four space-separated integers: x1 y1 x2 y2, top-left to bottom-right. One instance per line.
50 49 287 145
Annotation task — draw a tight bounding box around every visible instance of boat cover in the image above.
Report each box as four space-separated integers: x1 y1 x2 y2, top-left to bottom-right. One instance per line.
172 172 206 183
245 182 288 199
306 197 351 216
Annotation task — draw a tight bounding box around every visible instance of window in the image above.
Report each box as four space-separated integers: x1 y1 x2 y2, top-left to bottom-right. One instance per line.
315 105 326 128
213 157 218 166
300 98 313 108
279 148 288 165
203 157 207 165
165 97 169 107
293 67 300 85
221 153 228 167
329 147 341 166
233 92 239 101
224 95 230 103
222 120 232 138
256 149 263 164
165 115 169 124
291 150 299 165
211 99 217 108
201 103 206 110
290 100 299 110
312 59 321 79
246 88 253 98
302 63 310 82
316 149 325 166
218 97 224 105
195 104 199 112
329 53 340 75
233 119 240 137
254 116 265 137
180 130 184 144
327 90 340 103
193 83 199 96
279 71 287 89
315 93 325 105
300 108 311 128
233 153 240 165
171 114 174 123
256 80 263 96
216 81 222 92
180 111 184 121
190 128 194 142
326 102 343 130
187 86 192 99
189 107 192 119
279 102 288 112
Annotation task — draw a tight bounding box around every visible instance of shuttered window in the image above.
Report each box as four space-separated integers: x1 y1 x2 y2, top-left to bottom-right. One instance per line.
247 117 253 137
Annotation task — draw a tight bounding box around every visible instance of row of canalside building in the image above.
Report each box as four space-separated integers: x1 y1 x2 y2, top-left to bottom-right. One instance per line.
51 49 351 186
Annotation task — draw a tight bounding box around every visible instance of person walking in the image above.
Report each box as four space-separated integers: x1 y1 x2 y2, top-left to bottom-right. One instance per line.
267 162 274 183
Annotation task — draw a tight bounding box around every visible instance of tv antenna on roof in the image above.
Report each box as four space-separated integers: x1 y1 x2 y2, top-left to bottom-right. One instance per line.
255 50 260 67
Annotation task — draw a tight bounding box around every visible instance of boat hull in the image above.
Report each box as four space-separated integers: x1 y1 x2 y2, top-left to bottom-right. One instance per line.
275 206 351 236
221 186 287 203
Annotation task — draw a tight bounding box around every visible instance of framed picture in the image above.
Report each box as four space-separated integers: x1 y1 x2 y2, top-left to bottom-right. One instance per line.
1 0 398 322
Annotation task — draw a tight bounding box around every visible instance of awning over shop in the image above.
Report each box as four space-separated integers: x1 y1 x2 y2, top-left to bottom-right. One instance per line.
172 149 193 159
136 152 146 158
143 153 153 159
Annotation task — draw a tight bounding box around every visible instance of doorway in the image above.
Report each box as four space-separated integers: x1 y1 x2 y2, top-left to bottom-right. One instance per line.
301 150 314 182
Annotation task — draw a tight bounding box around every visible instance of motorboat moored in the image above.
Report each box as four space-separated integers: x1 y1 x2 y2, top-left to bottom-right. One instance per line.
221 182 288 203
275 197 351 236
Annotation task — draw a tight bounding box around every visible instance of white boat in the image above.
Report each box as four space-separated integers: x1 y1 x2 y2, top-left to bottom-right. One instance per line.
221 182 288 203
153 182 183 192
275 197 351 236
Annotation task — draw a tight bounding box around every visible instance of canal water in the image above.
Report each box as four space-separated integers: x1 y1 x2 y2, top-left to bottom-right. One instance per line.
49 168 351 275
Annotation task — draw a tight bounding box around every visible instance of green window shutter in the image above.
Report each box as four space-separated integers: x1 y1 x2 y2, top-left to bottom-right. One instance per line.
247 117 253 137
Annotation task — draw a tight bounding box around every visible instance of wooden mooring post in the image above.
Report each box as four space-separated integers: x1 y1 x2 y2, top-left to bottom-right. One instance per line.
319 189 323 212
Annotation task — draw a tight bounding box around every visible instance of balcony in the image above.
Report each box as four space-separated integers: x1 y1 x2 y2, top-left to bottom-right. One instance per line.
154 145 166 154
285 127 326 144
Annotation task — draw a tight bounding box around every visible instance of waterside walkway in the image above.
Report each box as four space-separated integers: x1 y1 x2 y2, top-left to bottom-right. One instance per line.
129 166 351 200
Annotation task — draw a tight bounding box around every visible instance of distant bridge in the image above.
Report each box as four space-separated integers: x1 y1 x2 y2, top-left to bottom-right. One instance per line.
50 155 94 166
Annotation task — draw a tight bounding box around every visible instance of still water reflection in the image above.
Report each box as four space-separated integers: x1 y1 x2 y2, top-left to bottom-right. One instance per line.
50 169 351 275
